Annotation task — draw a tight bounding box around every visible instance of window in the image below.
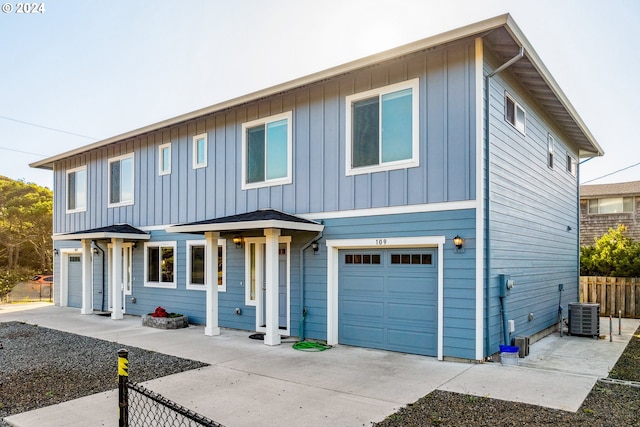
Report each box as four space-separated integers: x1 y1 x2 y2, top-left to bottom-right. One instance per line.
547 134 554 169
242 111 292 189
193 133 207 169
390 253 433 265
66 166 87 212
144 241 176 288
345 79 419 175
159 143 171 175
344 254 381 264
588 197 634 214
108 153 134 207
505 93 526 134
567 154 577 177
186 239 227 291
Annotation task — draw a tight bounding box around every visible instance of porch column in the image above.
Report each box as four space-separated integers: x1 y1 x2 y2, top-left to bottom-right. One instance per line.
111 238 123 320
264 228 281 346
80 239 93 314
204 231 221 336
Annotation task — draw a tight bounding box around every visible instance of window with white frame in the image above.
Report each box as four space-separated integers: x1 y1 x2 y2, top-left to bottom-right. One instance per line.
242 111 292 189
66 166 87 212
186 239 226 291
144 241 176 288
588 197 634 214
547 134 554 169
566 154 577 177
108 153 134 207
345 79 419 175
159 143 171 175
193 134 207 169
505 93 526 134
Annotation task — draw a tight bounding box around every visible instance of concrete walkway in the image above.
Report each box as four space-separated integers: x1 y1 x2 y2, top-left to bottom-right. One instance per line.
1 303 638 426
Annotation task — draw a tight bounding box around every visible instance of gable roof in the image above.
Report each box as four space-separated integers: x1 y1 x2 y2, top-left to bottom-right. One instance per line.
53 223 150 241
166 209 324 234
580 180 640 198
30 14 602 171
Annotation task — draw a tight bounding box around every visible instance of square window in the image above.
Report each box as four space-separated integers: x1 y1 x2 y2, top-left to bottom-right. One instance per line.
193 133 207 169
505 93 526 134
346 79 419 175
242 112 292 189
144 241 176 288
108 153 134 207
159 143 171 175
66 166 87 212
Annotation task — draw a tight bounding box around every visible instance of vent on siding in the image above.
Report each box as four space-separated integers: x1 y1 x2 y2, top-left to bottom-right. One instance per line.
568 303 600 338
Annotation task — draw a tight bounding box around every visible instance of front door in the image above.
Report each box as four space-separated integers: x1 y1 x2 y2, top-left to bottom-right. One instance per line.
108 244 133 313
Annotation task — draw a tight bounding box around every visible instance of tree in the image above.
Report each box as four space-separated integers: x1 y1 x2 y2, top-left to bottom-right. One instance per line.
580 224 640 277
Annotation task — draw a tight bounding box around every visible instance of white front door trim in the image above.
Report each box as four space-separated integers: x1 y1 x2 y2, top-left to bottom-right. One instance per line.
59 247 83 308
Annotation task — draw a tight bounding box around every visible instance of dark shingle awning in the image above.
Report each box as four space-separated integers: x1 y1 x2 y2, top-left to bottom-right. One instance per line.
166 209 324 234
52 224 151 241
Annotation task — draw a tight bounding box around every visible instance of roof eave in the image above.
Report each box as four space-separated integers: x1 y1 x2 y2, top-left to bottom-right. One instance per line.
166 219 324 234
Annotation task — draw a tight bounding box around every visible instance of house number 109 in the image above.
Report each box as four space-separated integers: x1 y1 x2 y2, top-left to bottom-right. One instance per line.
375 239 387 245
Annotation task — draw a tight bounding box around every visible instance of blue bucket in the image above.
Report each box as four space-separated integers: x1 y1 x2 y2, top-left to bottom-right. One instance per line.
499 345 519 353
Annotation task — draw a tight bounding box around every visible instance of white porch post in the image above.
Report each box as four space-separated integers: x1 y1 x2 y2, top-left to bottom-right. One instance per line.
264 228 281 346
80 239 93 314
205 231 221 336
111 238 123 320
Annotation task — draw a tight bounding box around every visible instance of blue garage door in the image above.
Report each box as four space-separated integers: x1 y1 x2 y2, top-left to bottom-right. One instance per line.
67 255 83 308
338 249 437 356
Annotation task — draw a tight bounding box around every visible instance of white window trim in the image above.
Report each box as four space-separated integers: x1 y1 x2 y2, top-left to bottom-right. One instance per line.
107 152 135 208
192 133 208 169
345 78 420 176
241 111 293 190
143 241 177 289
186 239 227 292
505 92 526 135
66 165 87 213
547 134 554 169
159 142 171 176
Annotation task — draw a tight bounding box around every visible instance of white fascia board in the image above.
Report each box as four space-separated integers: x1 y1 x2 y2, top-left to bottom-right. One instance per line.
166 220 324 234
53 232 151 241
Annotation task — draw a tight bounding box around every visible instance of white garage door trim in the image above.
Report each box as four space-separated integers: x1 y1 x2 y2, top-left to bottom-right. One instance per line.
326 235 446 360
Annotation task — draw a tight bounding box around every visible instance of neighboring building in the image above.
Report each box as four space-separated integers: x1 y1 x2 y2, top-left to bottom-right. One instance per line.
580 180 640 246
31 14 603 361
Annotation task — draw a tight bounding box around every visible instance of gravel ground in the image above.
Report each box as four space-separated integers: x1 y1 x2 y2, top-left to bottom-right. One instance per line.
1 321 639 426
0 321 208 424
375 325 640 427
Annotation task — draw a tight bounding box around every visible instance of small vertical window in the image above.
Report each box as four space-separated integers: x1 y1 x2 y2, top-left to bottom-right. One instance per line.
159 143 171 175
186 239 227 291
108 153 134 207
566 154 577 177
66 166 87 212
547 134 554 169
505 93 526 134
193 133 207 169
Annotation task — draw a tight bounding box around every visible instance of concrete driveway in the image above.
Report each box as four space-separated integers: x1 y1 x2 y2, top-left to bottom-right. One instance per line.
1 303 637 427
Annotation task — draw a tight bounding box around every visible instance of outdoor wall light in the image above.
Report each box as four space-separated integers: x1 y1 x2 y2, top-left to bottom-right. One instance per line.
453 235 464 251
92 247 99 255
233 236 244 248
311 242 319 253
53 249 59 256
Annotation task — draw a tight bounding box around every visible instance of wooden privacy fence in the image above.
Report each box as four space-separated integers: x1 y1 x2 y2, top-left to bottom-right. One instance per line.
580 276 640 318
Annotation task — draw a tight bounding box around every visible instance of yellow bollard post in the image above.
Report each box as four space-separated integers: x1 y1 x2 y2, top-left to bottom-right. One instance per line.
118 349 129 427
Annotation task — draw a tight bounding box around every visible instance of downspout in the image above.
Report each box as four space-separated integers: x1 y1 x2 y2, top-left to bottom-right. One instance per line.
298 226 323 341
92 240 105 312
484 46 524 356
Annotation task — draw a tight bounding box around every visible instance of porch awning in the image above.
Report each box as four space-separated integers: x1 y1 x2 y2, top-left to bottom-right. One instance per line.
52 223 151 241
166 209 324 234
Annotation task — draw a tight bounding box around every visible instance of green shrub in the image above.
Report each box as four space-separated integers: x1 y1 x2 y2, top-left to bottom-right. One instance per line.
580 225 640 277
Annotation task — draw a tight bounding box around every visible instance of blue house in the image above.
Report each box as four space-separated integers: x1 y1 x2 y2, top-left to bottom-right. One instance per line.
32 14 603 361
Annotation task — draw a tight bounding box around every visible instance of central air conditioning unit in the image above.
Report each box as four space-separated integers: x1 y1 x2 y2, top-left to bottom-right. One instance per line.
568 302 600 338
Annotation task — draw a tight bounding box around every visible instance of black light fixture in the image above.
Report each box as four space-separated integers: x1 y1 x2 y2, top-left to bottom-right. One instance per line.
233 236 244 248
53 248 59 256
311 242 319 254
453 235 464 251
92 247 99 255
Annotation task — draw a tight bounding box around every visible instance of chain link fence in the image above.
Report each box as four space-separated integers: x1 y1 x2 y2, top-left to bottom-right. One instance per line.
118 349 224 427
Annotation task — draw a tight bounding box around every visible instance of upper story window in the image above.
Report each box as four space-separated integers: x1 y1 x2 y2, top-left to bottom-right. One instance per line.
547 134 554 169
193 133 207 169
345 79 419 176
566 154 577 177
144 241 176 288
241 111 292 190
588 197 634 214
505 92 526 134
108 153 134 207
66 166 87 213
186 239 227 291
159 143 171 175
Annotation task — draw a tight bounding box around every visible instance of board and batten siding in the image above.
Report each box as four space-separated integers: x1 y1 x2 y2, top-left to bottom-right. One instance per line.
486 57 580 350
53 40 478 234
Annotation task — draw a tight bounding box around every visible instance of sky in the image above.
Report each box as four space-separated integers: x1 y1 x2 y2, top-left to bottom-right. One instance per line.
1 0 638 189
